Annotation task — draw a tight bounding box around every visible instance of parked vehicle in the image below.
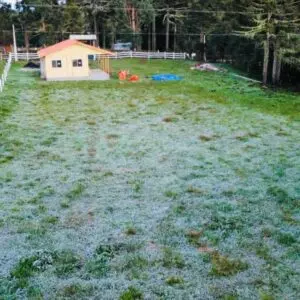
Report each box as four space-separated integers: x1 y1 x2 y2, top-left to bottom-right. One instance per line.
112 42 132 51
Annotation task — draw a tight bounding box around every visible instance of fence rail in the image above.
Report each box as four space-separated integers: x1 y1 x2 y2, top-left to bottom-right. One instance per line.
111 51 187 60
0 53 12 92
1 51 187 61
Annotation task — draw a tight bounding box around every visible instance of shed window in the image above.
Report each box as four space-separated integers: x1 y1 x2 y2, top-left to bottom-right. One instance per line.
73 59 83 67
52 60 62 68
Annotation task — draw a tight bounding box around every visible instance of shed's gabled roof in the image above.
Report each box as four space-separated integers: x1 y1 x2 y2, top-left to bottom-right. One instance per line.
38 40 114 58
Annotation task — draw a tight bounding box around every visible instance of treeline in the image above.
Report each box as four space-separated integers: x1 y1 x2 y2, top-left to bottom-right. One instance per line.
0 0 299 85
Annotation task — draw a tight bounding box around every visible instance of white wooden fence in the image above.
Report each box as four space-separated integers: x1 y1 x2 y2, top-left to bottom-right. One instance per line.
12 52 39 60
2 51 186 61
111 51 187 60
0 53 12 92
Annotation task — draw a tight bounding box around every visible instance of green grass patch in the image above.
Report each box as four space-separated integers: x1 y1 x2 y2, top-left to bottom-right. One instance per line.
165 276 184 286
120 286 143 300
275 232 297 246
161 247 185 269
53 250 82 277
209 252 249 277
65 181 86 200
10 256 38 288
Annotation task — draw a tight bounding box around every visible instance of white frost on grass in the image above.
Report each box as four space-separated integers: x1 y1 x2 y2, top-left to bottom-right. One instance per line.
0 64 299 299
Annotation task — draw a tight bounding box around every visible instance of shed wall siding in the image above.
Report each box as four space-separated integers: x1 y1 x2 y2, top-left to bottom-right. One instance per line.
44 45 91 79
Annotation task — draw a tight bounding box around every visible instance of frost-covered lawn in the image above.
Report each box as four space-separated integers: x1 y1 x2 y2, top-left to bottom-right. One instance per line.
0 59 299 299
0 60 5 76
0 61 3 73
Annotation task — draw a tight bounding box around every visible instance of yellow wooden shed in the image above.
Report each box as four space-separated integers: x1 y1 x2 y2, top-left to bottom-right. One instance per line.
38 40 115 81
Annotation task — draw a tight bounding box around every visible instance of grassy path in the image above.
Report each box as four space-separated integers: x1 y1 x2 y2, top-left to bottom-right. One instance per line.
0 60 299 299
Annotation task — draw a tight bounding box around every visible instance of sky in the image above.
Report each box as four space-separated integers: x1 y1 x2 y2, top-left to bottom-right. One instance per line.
2 0 65 6
2 0 21 7
2 0 18 7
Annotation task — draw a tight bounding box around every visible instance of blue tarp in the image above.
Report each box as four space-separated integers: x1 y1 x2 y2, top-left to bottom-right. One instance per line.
152 74 183 81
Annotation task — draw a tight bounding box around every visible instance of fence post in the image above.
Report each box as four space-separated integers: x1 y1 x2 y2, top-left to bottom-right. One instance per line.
173 52 175 59
164 52 166 59
26 52 29 61
130 51 133 58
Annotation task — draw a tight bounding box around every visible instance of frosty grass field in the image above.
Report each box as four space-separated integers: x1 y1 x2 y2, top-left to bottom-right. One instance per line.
0 59 299 299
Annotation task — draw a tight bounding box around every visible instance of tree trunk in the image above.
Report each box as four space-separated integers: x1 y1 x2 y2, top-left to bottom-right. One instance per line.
148 25 151 51
200 32 206 61
276 54 282 84
203 33 207 62
173 24 177 51
165 7 170 51
24 30 30 51
263 34 270 85
110 29 115 49
272 39 281 85
93 14 99 47
152 14 156 51
102 27 106 49
131 6 136 32
272 49 277 85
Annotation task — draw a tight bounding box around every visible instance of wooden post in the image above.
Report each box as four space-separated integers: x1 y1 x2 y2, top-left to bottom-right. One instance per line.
13 24 18 62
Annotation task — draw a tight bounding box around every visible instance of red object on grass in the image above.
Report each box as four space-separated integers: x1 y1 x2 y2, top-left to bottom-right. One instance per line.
118 70 128 80
129 75 139 82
